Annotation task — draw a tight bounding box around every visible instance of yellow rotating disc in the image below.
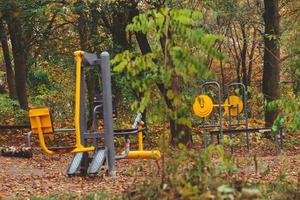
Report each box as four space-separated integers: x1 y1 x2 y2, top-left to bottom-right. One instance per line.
224 96 243 117
193 95 213 117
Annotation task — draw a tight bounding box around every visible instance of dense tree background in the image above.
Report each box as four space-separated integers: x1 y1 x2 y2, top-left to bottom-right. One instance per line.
0 0 299 143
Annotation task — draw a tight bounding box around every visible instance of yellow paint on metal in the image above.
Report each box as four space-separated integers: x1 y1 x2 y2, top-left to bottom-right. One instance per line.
138 122 144 151
127 150 161 159
126 120 161 159
29 107 95 154
224 95 243 117
29 108 53 134
74 51 85 149
73 50 95 153
193 95 214 117
28 51 95 155
29 108 56 155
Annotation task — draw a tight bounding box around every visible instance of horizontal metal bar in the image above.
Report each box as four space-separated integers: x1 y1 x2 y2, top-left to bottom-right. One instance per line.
210 128 272 134
84 129 141 139
0 125 31 130
200 125 222 128
54 128 75 132
84 132 104 139
83 59 101 66
229 123 248 126
114 130 139 136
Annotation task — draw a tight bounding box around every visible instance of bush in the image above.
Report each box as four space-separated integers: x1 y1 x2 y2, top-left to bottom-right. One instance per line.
125 145 298 200
0 94 28 124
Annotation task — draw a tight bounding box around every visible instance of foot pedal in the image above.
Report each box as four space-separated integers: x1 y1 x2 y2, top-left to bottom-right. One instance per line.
67 152 83 175
87 149 106 174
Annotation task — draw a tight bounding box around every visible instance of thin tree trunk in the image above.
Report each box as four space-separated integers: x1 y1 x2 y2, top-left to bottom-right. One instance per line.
128 6 150 124
229 26 241 82
247 28 257 87
0 20 16 99
74 0 96 129
110 8 132 118
263 0 281 128
160 29 192 146
7 17 28 110
132 8 191 145
241 23 248 87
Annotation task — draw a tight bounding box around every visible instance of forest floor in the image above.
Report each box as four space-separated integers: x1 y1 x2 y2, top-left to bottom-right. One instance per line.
0 129 299 199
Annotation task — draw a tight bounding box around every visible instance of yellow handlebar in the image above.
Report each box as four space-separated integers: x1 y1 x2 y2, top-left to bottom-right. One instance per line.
73 51 95 153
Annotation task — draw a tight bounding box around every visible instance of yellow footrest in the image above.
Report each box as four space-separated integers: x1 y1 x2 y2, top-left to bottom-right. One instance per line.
127 150 161 159
71 146 95 153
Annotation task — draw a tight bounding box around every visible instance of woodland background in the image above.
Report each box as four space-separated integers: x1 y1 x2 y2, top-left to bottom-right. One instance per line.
0 0 299 199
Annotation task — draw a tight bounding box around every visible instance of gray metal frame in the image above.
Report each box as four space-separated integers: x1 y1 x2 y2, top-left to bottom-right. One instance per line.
199 81 223 147
75 51 116 175
26 51 145 175
198 81 283 155
100 52 116 176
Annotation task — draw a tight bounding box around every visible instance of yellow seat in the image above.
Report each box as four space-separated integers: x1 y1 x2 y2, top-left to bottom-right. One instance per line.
29 108 94 155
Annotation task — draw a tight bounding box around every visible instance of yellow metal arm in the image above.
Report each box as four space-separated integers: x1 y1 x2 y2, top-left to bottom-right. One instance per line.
35 116 55 155
73 50 95 153
127 121 161 159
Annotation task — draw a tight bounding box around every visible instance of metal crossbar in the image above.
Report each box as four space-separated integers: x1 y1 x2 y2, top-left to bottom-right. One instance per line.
0 125 30 130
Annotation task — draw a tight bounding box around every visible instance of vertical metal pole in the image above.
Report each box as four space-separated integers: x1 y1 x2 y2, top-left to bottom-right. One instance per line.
217 83 223 145
243 85 250 152
138 124 144 151
203 131 208 148
275 131 280 156
101 52 116 176
81 60 89 174
80 65 87 144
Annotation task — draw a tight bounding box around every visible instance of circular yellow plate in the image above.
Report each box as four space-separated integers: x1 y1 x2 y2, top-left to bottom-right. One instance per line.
224 96 243 117
193 95 213 117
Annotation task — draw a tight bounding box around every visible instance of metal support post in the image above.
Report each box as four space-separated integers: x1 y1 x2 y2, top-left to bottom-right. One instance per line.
101 52 116 177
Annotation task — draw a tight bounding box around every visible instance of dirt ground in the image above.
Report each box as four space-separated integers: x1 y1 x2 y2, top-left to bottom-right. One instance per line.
0 150 299 199
0 152 159 199
0 130 299 199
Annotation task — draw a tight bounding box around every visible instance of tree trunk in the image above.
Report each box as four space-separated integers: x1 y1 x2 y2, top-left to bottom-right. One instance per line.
229 26 241 82
160 31 192 146
157 84 192 145
111 11 131 54
74 0 97 129
128 6 151 124
0 20 16 99
129 6 192 145
241 23 248 87
7 17 28 110
247 28 257 88
110 9 132 118
262 0 280 128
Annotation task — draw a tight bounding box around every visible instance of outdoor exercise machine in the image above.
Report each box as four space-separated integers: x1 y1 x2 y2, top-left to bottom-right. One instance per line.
28 51 160 176
193 81 283 154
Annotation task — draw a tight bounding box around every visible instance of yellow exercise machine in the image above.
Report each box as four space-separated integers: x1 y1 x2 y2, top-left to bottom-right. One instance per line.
115 116 161 160
193 94 243 118
29 108 94 155
127 125 161 159
193 81 249 150
28 51 95 155
193 81 282 156
28 50 160 176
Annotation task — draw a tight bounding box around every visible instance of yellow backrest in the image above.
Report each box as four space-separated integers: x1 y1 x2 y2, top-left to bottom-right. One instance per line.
29 108 53 134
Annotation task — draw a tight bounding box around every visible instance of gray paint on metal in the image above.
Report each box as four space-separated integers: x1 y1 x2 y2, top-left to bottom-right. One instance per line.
100 52 116 175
